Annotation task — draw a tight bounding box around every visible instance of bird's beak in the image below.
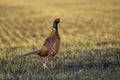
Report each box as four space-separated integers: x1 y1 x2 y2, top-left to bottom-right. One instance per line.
60 19 62 22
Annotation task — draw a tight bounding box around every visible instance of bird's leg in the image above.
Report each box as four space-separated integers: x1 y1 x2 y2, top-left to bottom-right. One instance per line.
42 58 49 70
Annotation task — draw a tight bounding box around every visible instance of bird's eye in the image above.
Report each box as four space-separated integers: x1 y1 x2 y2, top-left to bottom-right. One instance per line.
57 19 60 22
56 19 59 22
54 18 60 23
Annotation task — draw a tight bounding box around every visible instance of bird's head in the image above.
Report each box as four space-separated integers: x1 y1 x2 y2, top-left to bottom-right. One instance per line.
54 18 62 24
53 18 62 30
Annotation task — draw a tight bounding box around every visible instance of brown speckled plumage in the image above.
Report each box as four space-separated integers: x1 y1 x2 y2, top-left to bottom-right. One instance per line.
39 30 60 58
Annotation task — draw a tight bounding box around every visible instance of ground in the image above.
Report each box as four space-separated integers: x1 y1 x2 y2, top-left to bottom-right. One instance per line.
0 0 120 80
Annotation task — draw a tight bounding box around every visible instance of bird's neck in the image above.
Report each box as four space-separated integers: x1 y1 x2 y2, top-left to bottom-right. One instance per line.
52 22 58 31
49 22 59 37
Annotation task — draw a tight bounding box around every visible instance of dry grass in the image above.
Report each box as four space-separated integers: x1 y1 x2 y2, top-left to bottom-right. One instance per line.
0 0 120 79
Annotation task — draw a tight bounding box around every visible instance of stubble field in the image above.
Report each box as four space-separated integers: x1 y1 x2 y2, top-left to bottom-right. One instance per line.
0 0 120 80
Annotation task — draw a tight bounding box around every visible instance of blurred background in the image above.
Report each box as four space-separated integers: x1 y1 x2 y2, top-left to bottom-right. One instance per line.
0 0 119 48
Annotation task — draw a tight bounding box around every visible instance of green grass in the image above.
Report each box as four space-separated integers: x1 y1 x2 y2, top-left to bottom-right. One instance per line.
0 0 120 80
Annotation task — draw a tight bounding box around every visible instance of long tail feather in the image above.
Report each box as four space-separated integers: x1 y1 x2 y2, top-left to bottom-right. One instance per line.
19 50 41 58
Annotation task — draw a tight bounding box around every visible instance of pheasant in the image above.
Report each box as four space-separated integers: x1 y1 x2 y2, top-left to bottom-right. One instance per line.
19 18 62 69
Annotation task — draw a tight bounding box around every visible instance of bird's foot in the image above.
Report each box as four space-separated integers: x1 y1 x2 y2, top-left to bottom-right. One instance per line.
42 63 50 70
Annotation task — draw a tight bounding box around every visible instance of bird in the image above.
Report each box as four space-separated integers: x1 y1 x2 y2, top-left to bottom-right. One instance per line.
19 18 62 69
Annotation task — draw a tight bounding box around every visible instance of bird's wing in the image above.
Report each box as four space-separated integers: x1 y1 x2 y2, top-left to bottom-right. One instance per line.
39 45 49 57
19 50 41 58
